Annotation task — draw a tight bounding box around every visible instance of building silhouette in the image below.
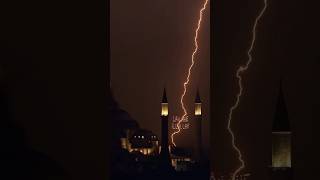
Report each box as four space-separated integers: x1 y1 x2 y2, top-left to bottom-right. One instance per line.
270 83 292 180
109 88 139 154
159 88 173 171
130 129 159 156
110 87 210 179
0 83 64 179
194 89 203 162
171 147 193 171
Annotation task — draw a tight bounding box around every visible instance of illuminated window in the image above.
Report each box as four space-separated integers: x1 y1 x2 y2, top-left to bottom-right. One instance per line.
161 103 168 116
195 103 201 115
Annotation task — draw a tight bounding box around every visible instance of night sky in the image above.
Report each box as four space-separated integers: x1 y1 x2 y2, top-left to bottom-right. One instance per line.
0 0 318 179
110 0 210 153
112 0 318 179
212 0 318 179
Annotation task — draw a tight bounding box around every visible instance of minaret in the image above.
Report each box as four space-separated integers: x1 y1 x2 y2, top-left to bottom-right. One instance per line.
194 89 203 162
159 88 172 170
271 83 292 180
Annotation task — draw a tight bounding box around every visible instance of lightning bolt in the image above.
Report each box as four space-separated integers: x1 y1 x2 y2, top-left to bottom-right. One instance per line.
171 0 209 147
227 0 268 180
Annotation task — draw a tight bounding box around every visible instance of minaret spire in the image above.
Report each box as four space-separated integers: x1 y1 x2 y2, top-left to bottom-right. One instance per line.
195 89 202 116
161 88 168 116
162 87 168 103
273 81 290 132
194 88 203 161
271 80 292 179
195 88 201 103
160 88 172 171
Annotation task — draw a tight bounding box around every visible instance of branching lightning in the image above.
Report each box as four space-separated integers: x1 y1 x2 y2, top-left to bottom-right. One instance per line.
228 0 268 180
171 0 209 147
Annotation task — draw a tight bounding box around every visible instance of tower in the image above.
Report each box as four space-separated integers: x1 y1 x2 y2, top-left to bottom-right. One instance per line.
194 89 203 161
270 83 292 180
159 88 172 170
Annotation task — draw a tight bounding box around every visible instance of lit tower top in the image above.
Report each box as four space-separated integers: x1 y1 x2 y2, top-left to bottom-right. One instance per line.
195 89 202 116
194 89 203 161
161 88 168 116
159 88 173 171
272 82 291 169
